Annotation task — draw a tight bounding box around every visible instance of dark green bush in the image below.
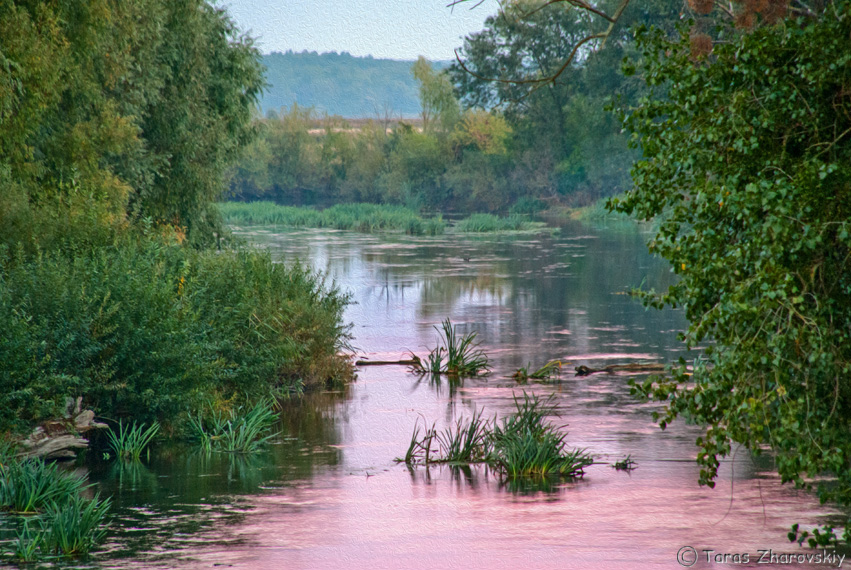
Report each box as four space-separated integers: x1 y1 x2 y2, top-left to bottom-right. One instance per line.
0 235 351 433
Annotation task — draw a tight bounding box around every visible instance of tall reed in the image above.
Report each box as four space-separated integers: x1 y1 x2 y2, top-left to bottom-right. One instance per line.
106 420 160 460
189 398 280 454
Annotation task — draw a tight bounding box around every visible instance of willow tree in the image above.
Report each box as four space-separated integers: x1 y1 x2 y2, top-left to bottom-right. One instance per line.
0 0 264 248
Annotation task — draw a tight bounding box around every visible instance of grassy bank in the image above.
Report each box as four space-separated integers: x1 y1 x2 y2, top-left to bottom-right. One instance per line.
0 231 352 435
218 201 446 235
219 201 556 234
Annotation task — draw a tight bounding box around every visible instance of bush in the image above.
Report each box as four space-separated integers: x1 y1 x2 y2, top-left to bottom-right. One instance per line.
0 234 352 433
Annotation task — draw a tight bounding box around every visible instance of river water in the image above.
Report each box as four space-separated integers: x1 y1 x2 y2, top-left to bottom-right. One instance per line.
53 223 848 568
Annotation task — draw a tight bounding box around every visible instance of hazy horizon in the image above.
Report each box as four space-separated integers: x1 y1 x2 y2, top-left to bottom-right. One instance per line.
221 0 499 61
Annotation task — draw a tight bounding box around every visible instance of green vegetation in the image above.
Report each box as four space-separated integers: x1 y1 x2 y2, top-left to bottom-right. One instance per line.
401 394 592 481
0 237 351 434
0 0 350 437
219 201 445 235
613 1 851 541
106 421 160 461
0 460 87 514
454 213 537 233
1 459 110 560
512 361 563 383
612 455 637 472
189 399 280 453
37 493 111 557
414 318 490 377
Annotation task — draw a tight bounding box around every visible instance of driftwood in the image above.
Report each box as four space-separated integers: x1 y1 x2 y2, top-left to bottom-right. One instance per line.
18 397 107 460
356 356 422 366
574 363 667 376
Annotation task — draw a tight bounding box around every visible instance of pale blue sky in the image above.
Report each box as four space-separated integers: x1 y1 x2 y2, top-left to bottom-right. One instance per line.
221 0 499 60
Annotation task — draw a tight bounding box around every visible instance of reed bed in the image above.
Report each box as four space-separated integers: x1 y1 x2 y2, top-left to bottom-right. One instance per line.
189 398 280 454
106 420 160 461
218 201 445 235
453 213 539 233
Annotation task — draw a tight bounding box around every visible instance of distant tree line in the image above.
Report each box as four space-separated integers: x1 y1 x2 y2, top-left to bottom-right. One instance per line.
260 51 451 118
229 0 680 213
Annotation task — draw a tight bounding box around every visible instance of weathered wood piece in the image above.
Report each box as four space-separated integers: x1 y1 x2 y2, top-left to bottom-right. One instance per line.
574 363 667 376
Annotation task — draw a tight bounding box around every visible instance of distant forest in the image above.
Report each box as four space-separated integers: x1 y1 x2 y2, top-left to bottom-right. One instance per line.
260 51 450 118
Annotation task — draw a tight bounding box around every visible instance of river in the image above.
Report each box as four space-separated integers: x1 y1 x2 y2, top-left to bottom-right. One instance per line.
82 222 845 569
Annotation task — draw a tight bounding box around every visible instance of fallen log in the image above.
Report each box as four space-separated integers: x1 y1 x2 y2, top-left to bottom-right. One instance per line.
355 356 422 366
574 363 667 376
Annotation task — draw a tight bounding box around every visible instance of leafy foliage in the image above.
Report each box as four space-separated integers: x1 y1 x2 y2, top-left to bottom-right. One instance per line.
0 0 264 248
0 236 352 432
613 6 851 528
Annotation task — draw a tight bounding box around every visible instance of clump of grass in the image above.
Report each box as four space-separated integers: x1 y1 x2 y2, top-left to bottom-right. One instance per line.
490 394 593 479
106 420 160 461
0 460 87 514
454 213 537 233
612 455 637 471
1 459 110 561
189 398 280 454
398 393 593 482
512 360 563 383
413 319 490 377
39 493 111 557
218 201 445 235
10 521 43 562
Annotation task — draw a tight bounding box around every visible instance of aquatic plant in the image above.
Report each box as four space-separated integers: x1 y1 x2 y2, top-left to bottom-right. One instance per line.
512 361 563 383
106 420 160 461
39 493 111 556
0 460 87 514
190 398 280 454
437 410 490 464
454 213 535 233
489 395 592 478
218 201 446 235
399 392 592 481
10 520 43 562
416 319 490 377
612 455 637 471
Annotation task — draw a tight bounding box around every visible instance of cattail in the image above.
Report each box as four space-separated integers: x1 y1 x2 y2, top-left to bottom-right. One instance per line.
690 33 714 58
688 0 715 14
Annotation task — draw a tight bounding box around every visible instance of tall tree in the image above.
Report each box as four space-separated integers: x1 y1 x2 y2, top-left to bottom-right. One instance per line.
615 3 851 541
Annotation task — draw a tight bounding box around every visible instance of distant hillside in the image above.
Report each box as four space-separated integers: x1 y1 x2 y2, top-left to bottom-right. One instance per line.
259 51 451 119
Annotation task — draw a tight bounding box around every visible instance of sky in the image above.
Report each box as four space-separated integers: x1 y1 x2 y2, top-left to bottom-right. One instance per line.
220 0 500 61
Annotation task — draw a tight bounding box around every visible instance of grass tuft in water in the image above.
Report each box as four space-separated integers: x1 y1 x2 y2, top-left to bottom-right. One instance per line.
189 398 280 454
489 394 592 479
414 319 490 377
436 409 490 464
512 360 563 383
0 460 88 514
39 493 111 557
612 455 637 471
398 392 592 482
106 420 160 461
